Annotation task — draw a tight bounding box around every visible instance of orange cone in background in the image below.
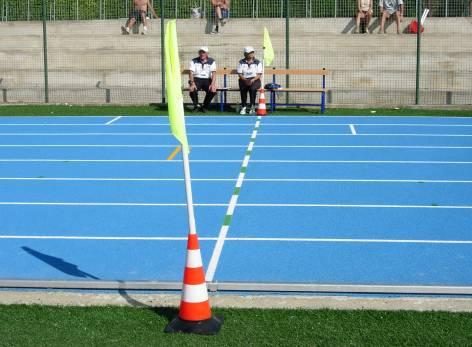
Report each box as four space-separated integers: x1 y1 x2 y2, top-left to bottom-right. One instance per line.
165 233 222 335
257 88 267 116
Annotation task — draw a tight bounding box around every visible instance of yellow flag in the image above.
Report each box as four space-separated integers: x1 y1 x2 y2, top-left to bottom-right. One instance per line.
263 27 275 66
165 20 189 154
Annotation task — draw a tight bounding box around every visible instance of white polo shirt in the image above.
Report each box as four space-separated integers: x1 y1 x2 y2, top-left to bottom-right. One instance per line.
189 57 216 79
237 59 263 79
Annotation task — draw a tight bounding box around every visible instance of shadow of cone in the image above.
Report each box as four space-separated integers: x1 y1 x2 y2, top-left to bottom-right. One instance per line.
165 233 223 335
257 89 267 116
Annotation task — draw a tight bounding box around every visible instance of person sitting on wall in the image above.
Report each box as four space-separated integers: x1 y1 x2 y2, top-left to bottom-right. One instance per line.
355 0 373 33
121 0 157 35
188 47 217 113
378 0 404 34
211 0 230 34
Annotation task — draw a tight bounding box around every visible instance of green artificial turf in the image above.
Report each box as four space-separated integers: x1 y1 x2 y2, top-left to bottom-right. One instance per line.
0 104 471 117
0 305 471 346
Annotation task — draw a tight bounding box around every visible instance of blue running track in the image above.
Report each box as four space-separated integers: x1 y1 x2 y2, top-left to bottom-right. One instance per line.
0 115 472 295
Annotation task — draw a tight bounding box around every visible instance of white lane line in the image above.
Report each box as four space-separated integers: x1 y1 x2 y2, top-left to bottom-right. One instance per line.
105 116 123 125
0 145 248 148
255 145 472 149
349 124 357 135
2 122 472 127
0 159 471 164
0 177 237 182
0 133 252 136
236 203 472 209
244 179 472 183
0 202 468 209
205 116 262 282
0 177 471 184
0 235 218 241
1 144 472 149
2 132 472 137
0 202 228 207
1 235 471 244
225 237 472 244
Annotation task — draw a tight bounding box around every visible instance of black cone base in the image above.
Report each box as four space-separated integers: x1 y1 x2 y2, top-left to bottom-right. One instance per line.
164 315 223 335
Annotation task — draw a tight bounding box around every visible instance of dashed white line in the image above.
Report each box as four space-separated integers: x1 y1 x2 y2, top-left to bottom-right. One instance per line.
105 116 123 125
349 124 357 135
205 116 262 282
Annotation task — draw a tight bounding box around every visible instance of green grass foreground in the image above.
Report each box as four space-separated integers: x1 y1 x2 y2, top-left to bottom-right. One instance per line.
0 305 471 346
0 104 471 117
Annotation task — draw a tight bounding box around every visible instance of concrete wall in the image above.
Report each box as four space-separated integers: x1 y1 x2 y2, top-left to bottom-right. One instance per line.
0 18 471 105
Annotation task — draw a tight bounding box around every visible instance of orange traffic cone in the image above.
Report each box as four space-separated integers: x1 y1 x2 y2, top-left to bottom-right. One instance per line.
165 233 223 335
256 88 267 116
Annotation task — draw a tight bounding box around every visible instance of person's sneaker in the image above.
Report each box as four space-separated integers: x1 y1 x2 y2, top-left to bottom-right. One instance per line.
249 106 256 114
121 26 130 35
239 106 247 115
221 18 228 25
201 107 208 113
365 28 370 34
142 26 148 35
210 29 219 35
192 104 201 112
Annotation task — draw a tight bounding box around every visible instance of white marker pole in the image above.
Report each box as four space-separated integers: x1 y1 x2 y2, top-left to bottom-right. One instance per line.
181 147 196 235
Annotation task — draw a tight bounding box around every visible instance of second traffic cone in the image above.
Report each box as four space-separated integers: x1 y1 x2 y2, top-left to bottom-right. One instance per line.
257 88 267 116
165 233 223 335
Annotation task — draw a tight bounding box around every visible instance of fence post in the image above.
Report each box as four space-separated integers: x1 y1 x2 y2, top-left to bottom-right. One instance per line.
42 0 49 103
415 0 421 105
160 0 166 104
285 0 290 104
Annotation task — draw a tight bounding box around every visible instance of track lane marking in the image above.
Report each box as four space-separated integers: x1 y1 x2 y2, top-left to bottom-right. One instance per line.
166 146 181 161
349 124 357 135
0 235 471 244
205 116 262 282
105 116 123 125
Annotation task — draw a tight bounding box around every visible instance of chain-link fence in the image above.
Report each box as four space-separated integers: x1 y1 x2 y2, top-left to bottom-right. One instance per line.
1 0 471 106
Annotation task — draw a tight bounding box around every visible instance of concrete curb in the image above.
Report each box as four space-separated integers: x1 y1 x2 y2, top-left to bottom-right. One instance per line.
1 291 472 312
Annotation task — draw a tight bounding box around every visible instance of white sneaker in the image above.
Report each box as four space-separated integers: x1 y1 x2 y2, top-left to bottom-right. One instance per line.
142 26 148 35
249 106 256 114
121 26 130 35
239 106 247 115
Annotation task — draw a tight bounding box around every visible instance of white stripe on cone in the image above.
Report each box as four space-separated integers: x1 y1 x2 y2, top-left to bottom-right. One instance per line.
185 249 203 268
182 283 209 303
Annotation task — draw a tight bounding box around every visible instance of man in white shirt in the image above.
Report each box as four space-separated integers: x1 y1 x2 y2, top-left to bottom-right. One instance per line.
188 47 217 112
237 46 263 115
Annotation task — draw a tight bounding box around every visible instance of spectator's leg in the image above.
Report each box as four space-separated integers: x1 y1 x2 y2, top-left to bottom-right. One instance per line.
128 18 136 30
201 80 215 111
395 11 401 34
355 12 361 33
189 90 199 109
365 12 372 33
379 12 388 33
249 80 262 108
215 5 223 20
141 11 148 34
239 80 249 108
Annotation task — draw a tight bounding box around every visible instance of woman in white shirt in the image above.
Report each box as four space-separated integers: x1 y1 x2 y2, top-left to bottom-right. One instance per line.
236 46 263 115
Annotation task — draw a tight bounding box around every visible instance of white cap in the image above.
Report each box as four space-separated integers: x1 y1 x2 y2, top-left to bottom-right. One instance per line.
244 46 255 54
199 46 209 53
